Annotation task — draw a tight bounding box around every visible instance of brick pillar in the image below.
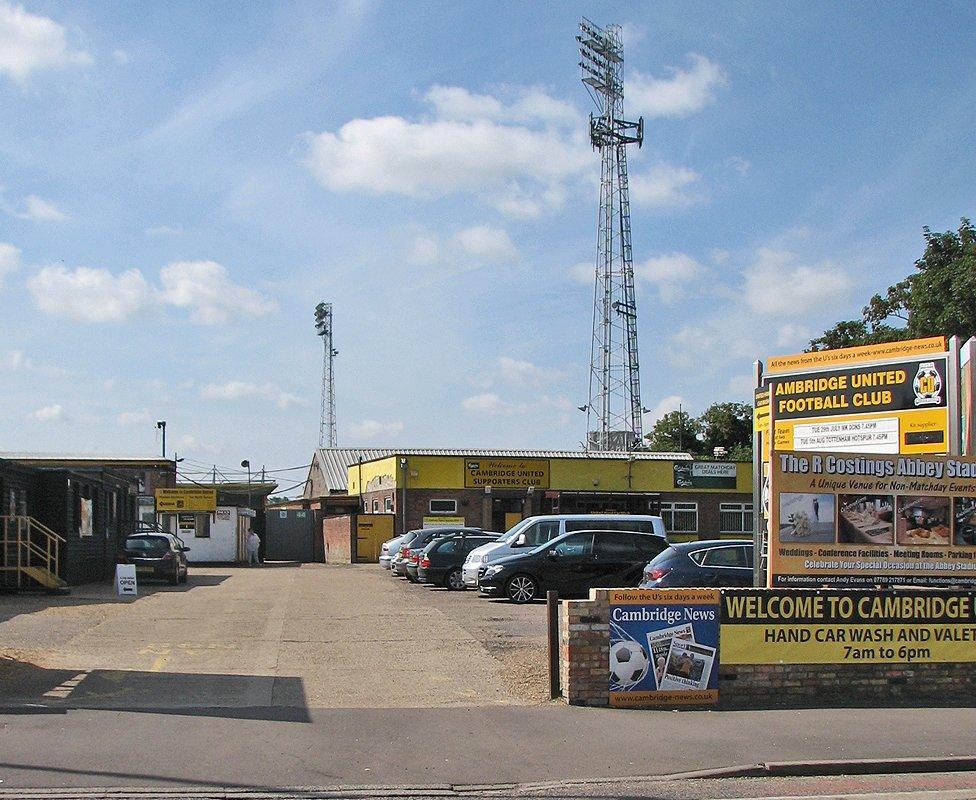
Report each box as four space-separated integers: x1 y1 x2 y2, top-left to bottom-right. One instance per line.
560 593 611 706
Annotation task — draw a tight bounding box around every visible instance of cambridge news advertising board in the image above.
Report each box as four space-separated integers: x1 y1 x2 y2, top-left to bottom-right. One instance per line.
608 589 720 707
768 449 976 588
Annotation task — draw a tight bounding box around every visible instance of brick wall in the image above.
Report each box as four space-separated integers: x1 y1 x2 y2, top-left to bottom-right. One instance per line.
561 589 976 709
323 515 354 563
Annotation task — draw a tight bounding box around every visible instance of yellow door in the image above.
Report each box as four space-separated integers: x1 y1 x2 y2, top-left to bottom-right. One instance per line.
504 512 523 531
355 515 394 563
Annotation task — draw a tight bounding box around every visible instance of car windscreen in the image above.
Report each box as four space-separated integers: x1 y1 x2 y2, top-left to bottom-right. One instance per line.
125 536 169 553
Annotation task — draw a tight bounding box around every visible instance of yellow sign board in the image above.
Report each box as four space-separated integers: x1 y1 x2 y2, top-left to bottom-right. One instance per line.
463 458 550 489
422 515 466 528
155 487 217 512
722 590 976 664
766 337 946 374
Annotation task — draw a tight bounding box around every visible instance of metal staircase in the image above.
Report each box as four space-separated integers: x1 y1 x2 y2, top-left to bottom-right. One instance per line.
0 516 67 590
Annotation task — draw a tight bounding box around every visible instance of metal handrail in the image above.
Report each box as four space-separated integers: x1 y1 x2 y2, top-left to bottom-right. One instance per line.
0 515 63 587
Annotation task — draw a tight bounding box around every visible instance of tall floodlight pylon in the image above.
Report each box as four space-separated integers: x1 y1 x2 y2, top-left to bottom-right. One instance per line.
578 19 644 452
314 302 338 447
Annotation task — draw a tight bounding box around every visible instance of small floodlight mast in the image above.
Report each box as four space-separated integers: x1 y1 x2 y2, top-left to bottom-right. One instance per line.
577 19 644 452
314 302 338 448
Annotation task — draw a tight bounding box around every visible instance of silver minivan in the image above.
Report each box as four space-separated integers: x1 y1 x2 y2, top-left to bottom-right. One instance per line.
461 514 666 588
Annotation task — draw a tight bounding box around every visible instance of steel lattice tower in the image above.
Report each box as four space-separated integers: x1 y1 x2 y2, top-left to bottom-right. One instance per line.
314 302 338 448
578 19 645 452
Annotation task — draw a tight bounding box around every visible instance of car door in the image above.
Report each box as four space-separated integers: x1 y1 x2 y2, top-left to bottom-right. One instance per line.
543 532 596 595
592 532 641 588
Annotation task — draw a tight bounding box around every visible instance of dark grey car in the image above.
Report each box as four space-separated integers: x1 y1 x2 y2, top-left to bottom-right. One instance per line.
120 533 190 585
638 540 753 588
397 526 484 582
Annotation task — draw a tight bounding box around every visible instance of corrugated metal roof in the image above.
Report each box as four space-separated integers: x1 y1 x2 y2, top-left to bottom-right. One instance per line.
313 447 693 493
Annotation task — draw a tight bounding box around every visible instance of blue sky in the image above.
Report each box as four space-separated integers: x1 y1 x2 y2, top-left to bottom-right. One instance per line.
1 1 974 490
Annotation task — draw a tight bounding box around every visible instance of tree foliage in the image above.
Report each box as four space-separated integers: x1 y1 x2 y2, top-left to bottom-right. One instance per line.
810 219 976 351
644 402 753 460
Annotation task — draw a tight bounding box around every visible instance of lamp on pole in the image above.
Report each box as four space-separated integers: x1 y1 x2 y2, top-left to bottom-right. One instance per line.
156 420 167 458
241 460 251 509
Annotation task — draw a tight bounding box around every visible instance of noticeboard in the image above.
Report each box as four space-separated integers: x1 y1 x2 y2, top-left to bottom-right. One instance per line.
767 449 976 588
155 487 217 512
673 462 737 489
463 458 549 489
608 589 720 708
768 357 950 455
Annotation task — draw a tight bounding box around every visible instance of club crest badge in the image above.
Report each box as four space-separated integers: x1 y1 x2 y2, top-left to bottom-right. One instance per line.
913 361 942 406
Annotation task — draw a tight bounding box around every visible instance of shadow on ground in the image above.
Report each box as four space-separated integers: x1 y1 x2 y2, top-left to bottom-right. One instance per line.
0 655 310 722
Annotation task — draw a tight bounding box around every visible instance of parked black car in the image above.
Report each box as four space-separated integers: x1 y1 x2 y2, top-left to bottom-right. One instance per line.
478 529 667 603
638 539 753 588
400 526 484 582
119 533 190 585
417 531 501 589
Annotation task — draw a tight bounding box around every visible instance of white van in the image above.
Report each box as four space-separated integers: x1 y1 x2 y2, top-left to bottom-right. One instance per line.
461 514 667 589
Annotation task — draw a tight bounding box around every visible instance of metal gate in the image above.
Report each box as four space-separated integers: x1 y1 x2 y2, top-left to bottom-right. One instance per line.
265 509 315 562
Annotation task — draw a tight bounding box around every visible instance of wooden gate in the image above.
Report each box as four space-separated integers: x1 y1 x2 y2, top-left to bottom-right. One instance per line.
355 515 394 563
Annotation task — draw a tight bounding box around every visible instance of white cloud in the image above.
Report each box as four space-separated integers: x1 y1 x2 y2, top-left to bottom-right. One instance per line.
0 349 68 376
348 419 404 440
727 374 756 397
460 392 572 418
306 116 589 200
728 155 751 175
743 248 853 317
117 410 151 426
28 260 276 325
0 241 21 286
145 225 182 236
629 164 704 207
200 380 305 409
644 394 685 425
568 261 593 285
629 54 727 118
710 248 730 264
635 252 702 302
619 23 646 49
17 195 68 221
423 85 580 128
27 265 153 323
0 1 91 83
27 403 62 422
472 356 567 390
776 322 812 348
460 392 524 416
111 49 129 64
158 260 277 325
410 225 519 268
454 225 519 262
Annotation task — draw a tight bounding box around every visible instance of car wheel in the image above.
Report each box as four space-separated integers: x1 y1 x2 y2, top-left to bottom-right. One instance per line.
444 568 465 591
168 569 179 586
406 572 418 584
179 569 188 584
505 574 538 604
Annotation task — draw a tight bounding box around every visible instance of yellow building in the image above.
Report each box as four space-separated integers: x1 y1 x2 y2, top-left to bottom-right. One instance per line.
306 448 753 541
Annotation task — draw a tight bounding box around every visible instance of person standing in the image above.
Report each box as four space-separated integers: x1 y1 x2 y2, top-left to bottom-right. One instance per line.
245 529 261 566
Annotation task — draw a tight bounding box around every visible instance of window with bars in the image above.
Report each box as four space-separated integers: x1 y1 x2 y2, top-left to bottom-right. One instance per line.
720 502 754 534
661 501 698 533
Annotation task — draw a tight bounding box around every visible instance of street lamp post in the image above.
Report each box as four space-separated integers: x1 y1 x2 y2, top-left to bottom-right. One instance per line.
156 420 167 458
241 460 251 509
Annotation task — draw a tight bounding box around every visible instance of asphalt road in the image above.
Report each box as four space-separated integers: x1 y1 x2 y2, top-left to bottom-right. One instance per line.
1 564 975 792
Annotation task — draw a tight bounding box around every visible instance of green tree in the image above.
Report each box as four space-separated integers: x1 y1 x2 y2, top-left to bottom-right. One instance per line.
699 402 753 458
644 410 703 454
810 219 976 351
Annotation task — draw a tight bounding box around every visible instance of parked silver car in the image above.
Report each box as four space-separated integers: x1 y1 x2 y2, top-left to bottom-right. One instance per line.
379 533 409 569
